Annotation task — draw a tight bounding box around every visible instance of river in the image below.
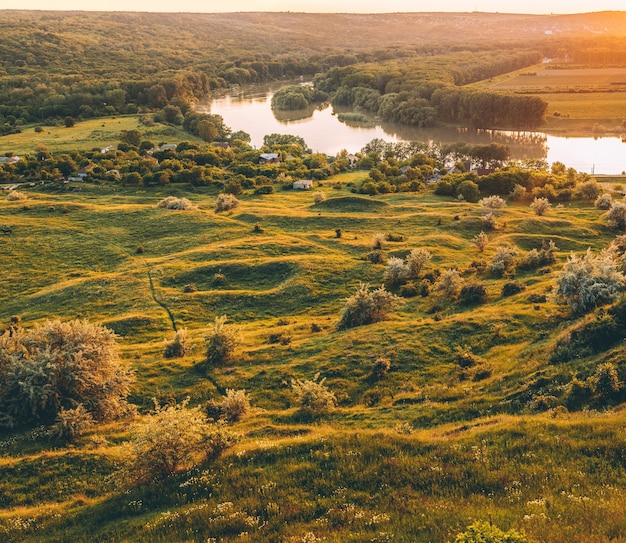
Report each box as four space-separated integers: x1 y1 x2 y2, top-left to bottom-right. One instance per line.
199 82 626 175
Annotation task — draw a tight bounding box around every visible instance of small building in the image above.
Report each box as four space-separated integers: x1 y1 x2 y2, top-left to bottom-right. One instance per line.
293 179 313 190
213 142 231 150
77 164 95 179
0 156 20 164
259 153 281 164
160 144 178 151
347 154 357 168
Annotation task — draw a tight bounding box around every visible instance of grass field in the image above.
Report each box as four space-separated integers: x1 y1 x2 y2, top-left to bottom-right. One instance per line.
0 116 202 156
1 174 626 542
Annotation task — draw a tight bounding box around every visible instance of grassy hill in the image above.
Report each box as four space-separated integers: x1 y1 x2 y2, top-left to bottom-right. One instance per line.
1 174 625 542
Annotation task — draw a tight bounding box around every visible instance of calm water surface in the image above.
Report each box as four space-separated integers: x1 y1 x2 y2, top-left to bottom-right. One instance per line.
200 82 626 175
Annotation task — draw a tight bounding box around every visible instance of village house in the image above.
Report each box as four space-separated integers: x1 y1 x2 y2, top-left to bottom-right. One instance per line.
293 179 313 190
259 153 280 164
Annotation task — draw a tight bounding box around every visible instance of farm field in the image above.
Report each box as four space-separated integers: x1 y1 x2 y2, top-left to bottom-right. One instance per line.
1 175 626 542
481 66 626 134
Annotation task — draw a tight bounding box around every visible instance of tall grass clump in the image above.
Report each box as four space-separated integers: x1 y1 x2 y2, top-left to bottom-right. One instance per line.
157 196 197 210
336 283 399 330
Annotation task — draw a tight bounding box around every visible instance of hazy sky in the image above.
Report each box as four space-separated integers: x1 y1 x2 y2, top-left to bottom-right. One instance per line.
2 0 624 14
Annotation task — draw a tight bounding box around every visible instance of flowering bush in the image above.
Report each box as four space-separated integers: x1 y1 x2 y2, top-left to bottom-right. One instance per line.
336 283 399 330
0 319 133 429
157 196 197 210
292 373 336 414
215 193 240 212
553 249 626 314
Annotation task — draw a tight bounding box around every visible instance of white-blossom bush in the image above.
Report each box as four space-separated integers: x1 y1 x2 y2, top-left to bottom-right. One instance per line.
0 319 133 429
205 316 239 365
163 328 191 358
218 389 251 422
473 231 488 252
489 244 518 276
479 195 507 209
336 283 399 330
383 257 409 286
6 190 27 201
291 373 336 414
530 196 552 216
215 193 240 212
405 248 432 278
120 399 237 485
434 269 464 299
553 249 626 314
157 196 197 210
594 193 613 210
606 201 626 231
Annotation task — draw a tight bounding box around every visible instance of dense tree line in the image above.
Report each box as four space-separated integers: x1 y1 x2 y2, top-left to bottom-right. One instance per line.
314 50 547 129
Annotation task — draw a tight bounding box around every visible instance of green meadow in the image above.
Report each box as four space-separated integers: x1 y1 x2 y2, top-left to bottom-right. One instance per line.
1 174 625 542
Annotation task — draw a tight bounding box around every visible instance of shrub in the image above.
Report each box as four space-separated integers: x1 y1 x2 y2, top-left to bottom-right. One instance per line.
399 281 420 298
6 190 28 201
312 191 326 203
502 281 526 297
365 250 384 264
434 269 463 299
508 183 526 201
336 283 399 330
473 231 488 252
0 319 133 429
565 377 594 410
577 179 602 200
459 282 488 305
121 399 236 485
553 249 626 314
482 212 498 230
291 373 336 414
164 328 190 358
453 520 528 543
371 357 391 380
385 233 405 242
479 195 507 209
383 257 409 286
51 405 94 440
518 240 558 270
595 193 613 210
606 201 626 230
254 185 274 195
183 283 198 293
489 244 518 276
218 389 251 422
372 232 386 250
530 196 551 216
157 196 197 210
592 362 622 399
405 248 432 278
215 193 240 212
205 315 239 364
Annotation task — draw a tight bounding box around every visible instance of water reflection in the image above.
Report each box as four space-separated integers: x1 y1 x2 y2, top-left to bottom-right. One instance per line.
199 82 626 174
